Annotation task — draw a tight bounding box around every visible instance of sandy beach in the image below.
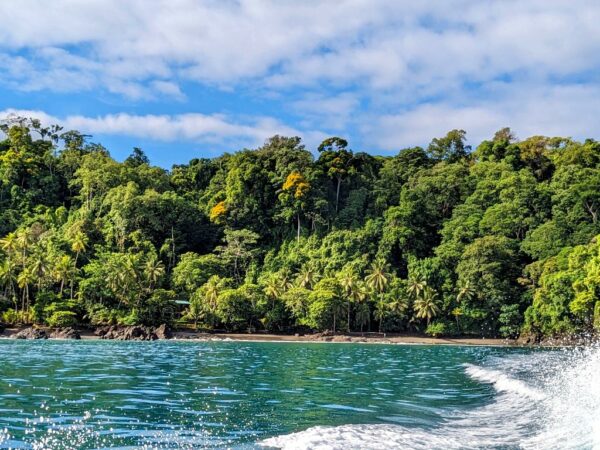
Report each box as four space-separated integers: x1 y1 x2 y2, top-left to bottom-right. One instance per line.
0 327 515 346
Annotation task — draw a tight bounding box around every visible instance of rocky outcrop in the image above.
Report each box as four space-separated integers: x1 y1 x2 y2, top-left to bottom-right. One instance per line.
95 325 172 341
49 327 81 339
154 324 172 340
11 327 48 339
517 332 539 345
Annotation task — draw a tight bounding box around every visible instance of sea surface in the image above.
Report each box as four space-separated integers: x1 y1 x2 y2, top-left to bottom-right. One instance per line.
0 340 597 449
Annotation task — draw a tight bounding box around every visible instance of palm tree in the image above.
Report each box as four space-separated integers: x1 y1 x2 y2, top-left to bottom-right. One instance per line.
30 251 49 292
0 232 18 258
355 301 370 333
263 274 282 308
204 276 221 314
277 269 294 293
296 264 318 289
17 267 33 313
373 296 389 333
413 286 441 326
53 254 75 297
15 229 32 267
452 307 463 331
407 276 427 299
365 259 390 294
339 269 361 332
144 255 165 291
0 260 17 311
456 280 476 303
70 231 88 299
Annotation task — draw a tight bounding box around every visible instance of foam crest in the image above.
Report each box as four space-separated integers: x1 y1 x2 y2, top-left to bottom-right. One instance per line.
262 345 600 450
464 363 545 401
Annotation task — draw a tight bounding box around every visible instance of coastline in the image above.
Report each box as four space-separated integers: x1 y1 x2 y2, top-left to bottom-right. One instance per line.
0 326 516 346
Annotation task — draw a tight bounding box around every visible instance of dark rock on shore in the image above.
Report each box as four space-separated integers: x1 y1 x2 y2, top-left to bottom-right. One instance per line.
95 324 172 341
154 324 172 340
11 327 48 339
49 327 81 339
517 332 539 345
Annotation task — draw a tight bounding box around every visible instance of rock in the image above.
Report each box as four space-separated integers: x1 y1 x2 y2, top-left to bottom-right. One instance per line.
154 324 172 340
97 325 157 341
11 327 48 340
517 332 539 345
94 326 110 337
49 327 81 340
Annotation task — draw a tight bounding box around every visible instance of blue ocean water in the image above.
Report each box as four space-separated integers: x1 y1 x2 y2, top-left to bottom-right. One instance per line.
0 340 597 449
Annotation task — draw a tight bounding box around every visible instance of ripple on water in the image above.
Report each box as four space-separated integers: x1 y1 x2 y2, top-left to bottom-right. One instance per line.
0 340 557 449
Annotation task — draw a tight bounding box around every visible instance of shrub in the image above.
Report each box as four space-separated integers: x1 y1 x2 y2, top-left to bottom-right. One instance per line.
138 289 177 326
1 308 34 325
85 304 120 325
498 304 523 338
425 321 448 337
46 311 77 328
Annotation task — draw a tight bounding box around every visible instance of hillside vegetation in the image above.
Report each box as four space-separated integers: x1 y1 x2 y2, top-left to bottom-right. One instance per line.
1 118 599 339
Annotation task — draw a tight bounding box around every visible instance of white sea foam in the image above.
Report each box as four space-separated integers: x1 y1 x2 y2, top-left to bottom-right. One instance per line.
463 363 546 401
261 346 600 450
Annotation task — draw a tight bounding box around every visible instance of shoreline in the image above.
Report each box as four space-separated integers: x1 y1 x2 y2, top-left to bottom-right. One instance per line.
0 326 517 346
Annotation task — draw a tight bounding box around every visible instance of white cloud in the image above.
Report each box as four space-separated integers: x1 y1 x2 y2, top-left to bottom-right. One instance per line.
366 83 600 151
1 1 598 98
0 109 326 150
0 1 599 150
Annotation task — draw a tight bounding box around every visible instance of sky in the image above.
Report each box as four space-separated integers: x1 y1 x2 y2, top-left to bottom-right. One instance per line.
1 0 599 167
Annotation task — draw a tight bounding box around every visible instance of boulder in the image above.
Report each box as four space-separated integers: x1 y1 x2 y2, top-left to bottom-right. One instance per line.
154 324 172 340
517 332 539 345
11 327 48 340
49 327 81 340
97 325 157 341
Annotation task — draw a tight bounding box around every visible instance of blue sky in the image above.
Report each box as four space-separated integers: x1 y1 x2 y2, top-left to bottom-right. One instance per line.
1 0 600 167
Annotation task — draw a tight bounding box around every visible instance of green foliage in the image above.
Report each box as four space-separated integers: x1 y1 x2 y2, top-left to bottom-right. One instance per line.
1 118 599 338
425 321 448 337
498 304 522 338
46 310 77 328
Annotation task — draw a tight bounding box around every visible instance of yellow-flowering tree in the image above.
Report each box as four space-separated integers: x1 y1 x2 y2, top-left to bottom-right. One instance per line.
279 171 310 241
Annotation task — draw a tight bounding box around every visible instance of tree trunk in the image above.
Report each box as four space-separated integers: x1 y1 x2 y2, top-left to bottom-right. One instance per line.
297 214 301 242
71 251 79 300
333 312 336 334
347 301 351 332
335 177 341 212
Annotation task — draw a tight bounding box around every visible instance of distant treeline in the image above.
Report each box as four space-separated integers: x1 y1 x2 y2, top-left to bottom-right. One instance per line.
1 117 599 338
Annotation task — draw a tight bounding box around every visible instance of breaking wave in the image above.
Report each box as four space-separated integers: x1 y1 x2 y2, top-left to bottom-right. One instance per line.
261 345 600 450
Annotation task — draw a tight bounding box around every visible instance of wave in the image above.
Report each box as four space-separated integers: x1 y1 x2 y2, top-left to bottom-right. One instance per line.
463 363 545 401
261 346 600 450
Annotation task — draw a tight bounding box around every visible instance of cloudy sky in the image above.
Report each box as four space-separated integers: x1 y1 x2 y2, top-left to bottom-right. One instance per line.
1 0 599 166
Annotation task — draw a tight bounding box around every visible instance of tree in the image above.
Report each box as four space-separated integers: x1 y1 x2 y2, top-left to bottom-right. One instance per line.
296 264 319 289
365 259 390 294
427 129 470 162
317 137 356 213
216 229 260 283
280 170 311 241
338 267 364 332
413 286 440 326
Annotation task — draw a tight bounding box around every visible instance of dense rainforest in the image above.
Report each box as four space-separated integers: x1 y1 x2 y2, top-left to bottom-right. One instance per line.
1 117 599 339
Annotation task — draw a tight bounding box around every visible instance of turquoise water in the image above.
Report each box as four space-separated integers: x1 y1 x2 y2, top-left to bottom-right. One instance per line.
0 340 597 449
